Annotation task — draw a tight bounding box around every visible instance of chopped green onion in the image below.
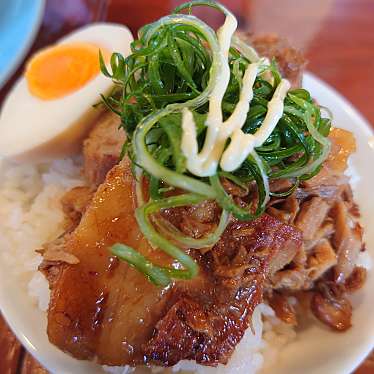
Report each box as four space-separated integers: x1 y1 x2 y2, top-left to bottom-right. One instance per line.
111 243 171 286
101 0 332 286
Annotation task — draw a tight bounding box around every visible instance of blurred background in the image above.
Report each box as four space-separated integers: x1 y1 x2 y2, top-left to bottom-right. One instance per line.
1 0 373 124
0 0 373 373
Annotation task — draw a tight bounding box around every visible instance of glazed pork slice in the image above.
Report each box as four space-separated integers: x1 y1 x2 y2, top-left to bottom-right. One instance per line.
45 160 302 366
47 160 174 365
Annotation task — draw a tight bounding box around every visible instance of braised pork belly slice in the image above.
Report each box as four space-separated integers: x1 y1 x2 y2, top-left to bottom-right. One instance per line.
44 160 302 366
46 160 174 365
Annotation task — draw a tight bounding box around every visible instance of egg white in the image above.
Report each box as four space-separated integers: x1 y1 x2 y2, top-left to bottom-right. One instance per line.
0 23 133 161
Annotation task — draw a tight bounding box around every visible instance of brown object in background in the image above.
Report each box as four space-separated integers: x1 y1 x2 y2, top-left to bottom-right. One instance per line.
0 314 22 374
355 351 374 374
108 0 171 34
20 353 49 374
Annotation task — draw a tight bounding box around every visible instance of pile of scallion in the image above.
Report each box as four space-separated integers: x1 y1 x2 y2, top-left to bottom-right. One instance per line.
101 0 331 286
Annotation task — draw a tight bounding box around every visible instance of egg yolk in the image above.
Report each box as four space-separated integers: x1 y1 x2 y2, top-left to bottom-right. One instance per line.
25 42 109 100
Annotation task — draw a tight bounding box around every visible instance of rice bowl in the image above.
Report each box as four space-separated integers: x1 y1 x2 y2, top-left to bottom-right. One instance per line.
1 1 374 372
0 72 373 374
0 138 296 374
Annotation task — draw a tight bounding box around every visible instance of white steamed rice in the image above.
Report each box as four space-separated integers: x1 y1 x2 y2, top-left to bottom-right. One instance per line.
0 157 296 373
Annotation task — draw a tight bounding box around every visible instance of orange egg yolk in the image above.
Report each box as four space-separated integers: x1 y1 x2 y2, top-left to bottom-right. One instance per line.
25 42 109 100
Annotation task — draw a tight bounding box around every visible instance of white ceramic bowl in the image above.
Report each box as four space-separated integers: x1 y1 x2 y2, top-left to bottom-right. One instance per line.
0 72 373 374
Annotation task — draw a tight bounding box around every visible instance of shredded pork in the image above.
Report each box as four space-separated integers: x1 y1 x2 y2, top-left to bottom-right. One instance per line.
265 128 366 329
295 197 330 241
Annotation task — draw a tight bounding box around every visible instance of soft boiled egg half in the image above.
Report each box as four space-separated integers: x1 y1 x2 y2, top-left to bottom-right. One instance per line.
0 23 133 161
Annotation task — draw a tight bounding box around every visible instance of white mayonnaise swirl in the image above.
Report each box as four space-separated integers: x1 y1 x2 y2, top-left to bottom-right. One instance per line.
181 13 290 177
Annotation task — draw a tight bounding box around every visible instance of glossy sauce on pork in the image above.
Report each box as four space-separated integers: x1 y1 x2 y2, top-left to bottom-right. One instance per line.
47 161 174 364
44 159 303 366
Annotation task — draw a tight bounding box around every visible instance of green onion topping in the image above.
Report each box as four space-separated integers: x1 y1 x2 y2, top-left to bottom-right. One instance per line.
101 0 331 285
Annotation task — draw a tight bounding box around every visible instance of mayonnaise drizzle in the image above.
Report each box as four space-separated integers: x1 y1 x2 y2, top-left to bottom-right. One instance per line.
181 13 290 177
